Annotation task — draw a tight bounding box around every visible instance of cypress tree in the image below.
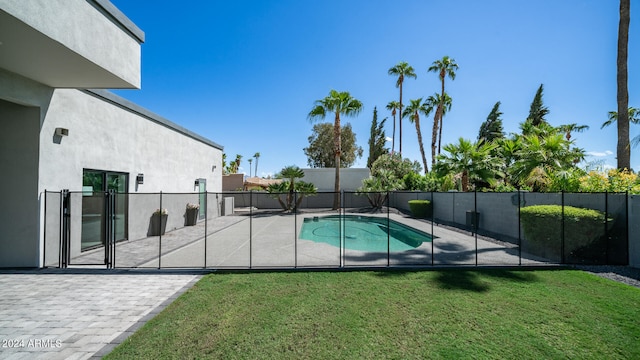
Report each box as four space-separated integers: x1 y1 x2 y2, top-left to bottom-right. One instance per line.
367 107 388 169
478 101 505 142
527 84 549 126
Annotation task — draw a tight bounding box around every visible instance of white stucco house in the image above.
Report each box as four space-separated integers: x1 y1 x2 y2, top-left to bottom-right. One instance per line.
0 0 223 268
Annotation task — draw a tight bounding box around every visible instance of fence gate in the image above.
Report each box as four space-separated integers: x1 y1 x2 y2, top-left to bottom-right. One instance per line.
59 190 115 268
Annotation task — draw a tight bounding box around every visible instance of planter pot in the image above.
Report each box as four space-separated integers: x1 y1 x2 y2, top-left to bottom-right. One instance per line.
185 208 199 226
149 214 168 236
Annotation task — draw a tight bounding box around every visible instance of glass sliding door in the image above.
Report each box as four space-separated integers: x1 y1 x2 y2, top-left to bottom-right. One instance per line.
81 170 128 252
81 171 105 250
107 173 127 243
198 179 206 219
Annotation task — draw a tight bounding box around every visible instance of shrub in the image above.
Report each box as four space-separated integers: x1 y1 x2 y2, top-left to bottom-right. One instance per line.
520 205 612 261
408 200 432 218
579 169 640 193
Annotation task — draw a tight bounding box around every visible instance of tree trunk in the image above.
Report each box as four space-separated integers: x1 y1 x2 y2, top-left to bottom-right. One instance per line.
462 171 469 192
333 113 341 210
438 71 446 155
437 116 444 155
399 82 403 155
414 114 429 173
431 105 442 168
255 157 259 177
392 112 396 154
617 0 631 170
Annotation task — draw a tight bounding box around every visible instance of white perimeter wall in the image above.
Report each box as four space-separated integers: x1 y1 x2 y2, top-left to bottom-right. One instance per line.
302 168 370 192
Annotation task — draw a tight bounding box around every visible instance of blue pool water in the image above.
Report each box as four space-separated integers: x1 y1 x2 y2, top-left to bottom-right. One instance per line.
299 215 432 252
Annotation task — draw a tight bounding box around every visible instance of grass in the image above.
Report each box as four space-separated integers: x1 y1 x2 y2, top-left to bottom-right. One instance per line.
105 269 640 359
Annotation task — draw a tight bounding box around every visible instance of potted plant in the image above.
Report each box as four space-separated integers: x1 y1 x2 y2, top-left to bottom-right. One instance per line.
185 203 199 226
149 208 168 236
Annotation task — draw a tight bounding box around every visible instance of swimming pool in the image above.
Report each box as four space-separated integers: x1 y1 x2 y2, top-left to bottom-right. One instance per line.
299 215 432 252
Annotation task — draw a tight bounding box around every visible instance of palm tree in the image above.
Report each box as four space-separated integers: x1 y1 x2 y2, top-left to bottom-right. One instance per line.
510 134 584 191
434 138 503 192
308 90 363 209
388 61 417 154
403 98 431 173
425 93 452 168
428 56 458 155
281 165 304 211
557 123 589 141
267 166 316 211
227 154 242 174
617 0 631 169
386 100 400 153
247 158 253 177
603 107 640 148
253 152 260 177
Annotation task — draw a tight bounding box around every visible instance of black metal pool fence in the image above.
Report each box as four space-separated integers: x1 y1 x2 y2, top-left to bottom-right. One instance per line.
42 190 630 269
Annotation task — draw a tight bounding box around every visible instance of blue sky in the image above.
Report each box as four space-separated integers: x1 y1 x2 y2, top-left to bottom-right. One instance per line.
111 0 639 178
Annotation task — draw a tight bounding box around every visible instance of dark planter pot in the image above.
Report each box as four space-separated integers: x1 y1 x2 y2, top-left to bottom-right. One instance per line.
149 214 168 236
185 208 199 226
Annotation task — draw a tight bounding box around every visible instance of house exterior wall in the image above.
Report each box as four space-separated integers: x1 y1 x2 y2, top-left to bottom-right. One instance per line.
0 99 41 267
38 89 223 261
0 0 142 88
38 89 222 194
222 174 245 191
0 71 223 267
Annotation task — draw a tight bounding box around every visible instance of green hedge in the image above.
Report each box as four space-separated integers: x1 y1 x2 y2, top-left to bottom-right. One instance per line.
408 200 432 218
520 205 612 261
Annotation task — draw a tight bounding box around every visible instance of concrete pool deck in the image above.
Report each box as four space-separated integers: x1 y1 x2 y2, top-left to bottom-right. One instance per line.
68 210 549 269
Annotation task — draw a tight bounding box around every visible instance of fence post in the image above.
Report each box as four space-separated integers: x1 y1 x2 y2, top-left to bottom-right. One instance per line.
474 190 478 266
625 191 629 266
249 190 253 269
204 191 208 269
561 191 565 264
431 190 434 266
387 190 390 267
518 189 522 266
61 189 70 269
340 190 344 268
43 190 47 269
605 191 609 264
294 191 298 269
158 191 162 269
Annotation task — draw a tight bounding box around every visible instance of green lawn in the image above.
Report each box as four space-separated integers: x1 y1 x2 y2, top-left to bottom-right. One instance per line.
105 270 640 359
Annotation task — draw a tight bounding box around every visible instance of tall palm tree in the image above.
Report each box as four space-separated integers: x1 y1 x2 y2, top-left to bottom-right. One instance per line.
388 61 417 155
403 98 431 173
557 123 589 141
253 152 260 177
617 0 631 169
247 158 253 177
428 56 458 155
308 90 363 209
386 100 400 153
603 107 640 148
425 93 452 168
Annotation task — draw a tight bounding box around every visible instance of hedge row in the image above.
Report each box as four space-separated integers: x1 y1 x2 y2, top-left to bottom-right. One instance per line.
408 200 432 218
520 205 612 261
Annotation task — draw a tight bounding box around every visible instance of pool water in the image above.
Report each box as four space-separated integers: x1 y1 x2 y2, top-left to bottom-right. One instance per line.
299 215 432 252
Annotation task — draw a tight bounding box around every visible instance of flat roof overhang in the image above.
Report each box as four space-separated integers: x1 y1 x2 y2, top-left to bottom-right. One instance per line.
0 8 139 89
